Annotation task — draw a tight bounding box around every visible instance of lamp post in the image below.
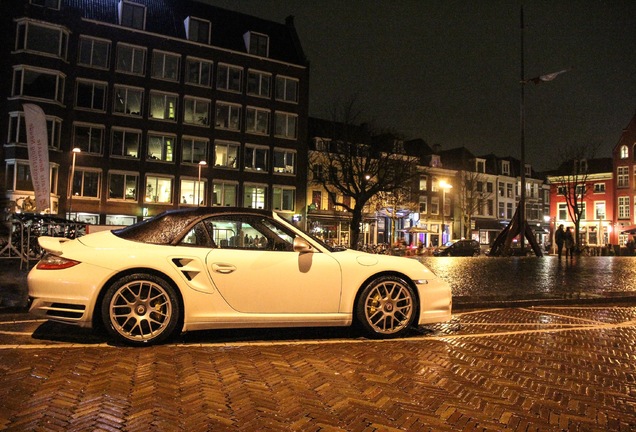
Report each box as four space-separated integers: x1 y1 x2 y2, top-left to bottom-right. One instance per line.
439 180 453 244
68 147 81 219
197 160 207 206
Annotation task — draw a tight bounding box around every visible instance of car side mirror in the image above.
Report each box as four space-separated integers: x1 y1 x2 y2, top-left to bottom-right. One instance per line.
293 236 314 253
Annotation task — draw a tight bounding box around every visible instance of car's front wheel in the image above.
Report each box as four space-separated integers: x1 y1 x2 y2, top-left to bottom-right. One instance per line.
101 273 180 346
355 276 417 338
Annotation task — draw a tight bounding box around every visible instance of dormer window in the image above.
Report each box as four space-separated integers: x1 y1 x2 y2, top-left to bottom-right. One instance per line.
475 158 485 173
525 164 531 177
119 1 145 30
244 32 269 57
501 160 510 175
430 155 441 167
185 17 210 44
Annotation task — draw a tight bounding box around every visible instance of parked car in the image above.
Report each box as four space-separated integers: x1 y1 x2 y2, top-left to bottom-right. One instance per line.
433 239 481 257
28 207 452 346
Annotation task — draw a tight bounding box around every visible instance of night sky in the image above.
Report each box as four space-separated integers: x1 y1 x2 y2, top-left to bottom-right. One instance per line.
201 0 635 171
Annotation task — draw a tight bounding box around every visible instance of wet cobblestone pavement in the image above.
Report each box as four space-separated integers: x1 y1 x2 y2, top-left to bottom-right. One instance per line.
1 305 636 431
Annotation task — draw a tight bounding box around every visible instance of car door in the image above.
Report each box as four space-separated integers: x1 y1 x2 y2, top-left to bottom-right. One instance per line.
202 215 343 314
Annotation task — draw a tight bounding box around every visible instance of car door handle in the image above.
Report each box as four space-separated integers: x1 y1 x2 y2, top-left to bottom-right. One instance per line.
212 263 236 274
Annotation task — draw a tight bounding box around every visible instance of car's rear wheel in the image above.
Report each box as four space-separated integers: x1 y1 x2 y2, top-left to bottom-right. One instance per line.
355 276 416 338
101 273 180 346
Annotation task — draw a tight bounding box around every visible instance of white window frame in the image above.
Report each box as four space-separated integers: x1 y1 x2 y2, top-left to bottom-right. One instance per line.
274 111 298 139
216 63 242 92
184 17 211 44
245 106 270 135
8 111 61 149
77 35 110 69
212 181 238 207
12 65 65 104
75 79 107 112
215 102 241 131
113 85 143 117
181 136 208 165
111 127 141 159
244 144 269 172
275 75 299 103
272 186 295 212
247 69 271 98
183 96 210 126
72 122 104 155
273 149 296 174
70 167 101 200
118 0 146 30
244 31 269 57
151 50 180 82
185 57 212 87
146 132 176 163
148 90 178 122
108 171 138 202
145 175 174 204
214 141 239 169
115 43 146 76
243 183 267 209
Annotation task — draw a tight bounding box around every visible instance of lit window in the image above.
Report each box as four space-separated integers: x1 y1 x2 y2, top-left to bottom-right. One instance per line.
243 184 267 209
273 149 295 174
212 181 237 206
620 145 629 159
214 141 239 169
180 178 206 206
273 186 295 212
113 85 143 117
183 97 210 126
147 133 175 162
149 91 177 121
108 172 138 201
145 175 173 204
245 145 268 172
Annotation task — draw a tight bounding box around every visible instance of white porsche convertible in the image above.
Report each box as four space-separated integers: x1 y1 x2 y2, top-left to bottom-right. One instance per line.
28 208 452 345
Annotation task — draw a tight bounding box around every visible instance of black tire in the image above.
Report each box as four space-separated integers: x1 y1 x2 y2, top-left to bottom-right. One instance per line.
101 273 181 346
355 276 417 338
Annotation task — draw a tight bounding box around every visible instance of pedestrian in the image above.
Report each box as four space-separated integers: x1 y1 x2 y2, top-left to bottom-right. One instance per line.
555 224 565 258
565 227 575 259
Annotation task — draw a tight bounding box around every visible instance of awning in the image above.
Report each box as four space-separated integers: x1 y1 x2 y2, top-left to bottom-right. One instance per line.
474 219 507 230
621 227 636 235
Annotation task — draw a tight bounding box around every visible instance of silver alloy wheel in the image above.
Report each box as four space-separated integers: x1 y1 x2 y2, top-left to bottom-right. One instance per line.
108 279 173 343
361 277 414 336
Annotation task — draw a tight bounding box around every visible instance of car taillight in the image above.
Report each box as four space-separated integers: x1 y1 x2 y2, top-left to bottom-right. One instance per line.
36 253 80 270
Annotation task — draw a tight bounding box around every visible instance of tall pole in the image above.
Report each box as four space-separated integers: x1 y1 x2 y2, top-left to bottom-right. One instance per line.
519 6 527 252
68 148 81 219
197 160 207 207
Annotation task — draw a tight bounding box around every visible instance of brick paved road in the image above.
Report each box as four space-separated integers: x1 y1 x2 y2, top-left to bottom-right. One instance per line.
1 306 635 431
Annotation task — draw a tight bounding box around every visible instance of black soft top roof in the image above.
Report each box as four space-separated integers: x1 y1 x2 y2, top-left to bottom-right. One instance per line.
112 207 273 245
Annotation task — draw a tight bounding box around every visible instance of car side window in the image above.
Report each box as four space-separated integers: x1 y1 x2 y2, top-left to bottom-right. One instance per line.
180 222 215 248
204 216 294 251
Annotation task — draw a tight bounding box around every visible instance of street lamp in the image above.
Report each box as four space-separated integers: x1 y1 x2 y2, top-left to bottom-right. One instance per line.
197 160 207 207
68 147 81 219
439 180 453 244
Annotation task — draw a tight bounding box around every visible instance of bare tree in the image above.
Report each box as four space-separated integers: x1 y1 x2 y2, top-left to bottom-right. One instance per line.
309 99 419 249
550 143 600 249
456 170 493 239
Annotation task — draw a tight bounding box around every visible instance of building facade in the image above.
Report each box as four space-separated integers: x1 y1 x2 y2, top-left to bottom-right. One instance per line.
1 0 309 225
612 113 636 245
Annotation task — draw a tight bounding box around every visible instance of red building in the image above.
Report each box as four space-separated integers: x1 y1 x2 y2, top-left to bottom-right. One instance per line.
547 158 614 248
613 113 636 245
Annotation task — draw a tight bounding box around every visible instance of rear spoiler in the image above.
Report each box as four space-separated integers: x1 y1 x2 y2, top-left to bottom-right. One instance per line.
38 236 71 255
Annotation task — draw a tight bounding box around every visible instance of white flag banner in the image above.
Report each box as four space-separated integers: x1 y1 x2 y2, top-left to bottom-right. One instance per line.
23 103 51 213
